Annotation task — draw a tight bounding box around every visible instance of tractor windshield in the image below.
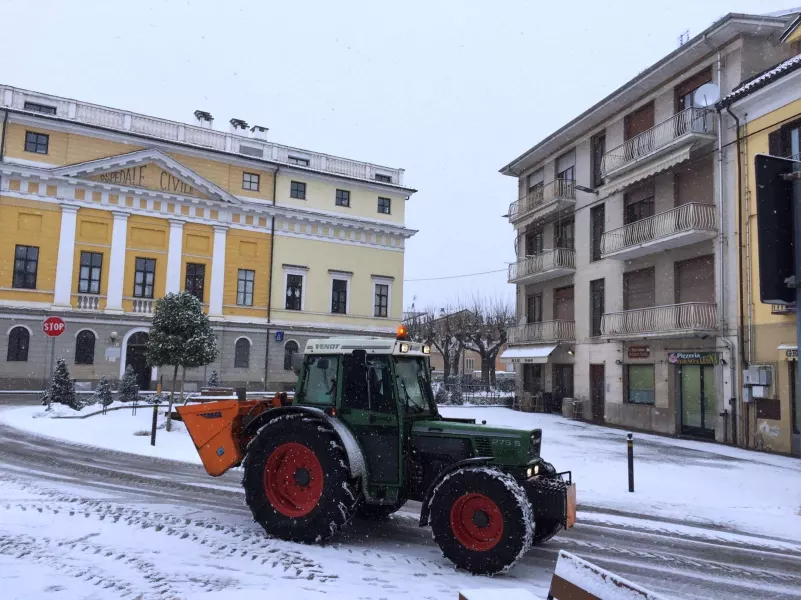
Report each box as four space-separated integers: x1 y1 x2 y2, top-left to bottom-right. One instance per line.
394 357 436 415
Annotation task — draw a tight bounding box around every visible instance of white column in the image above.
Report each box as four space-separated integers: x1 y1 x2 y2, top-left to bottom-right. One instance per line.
209 225 227 317
53 204 79 307
165 219 185 294
106 211 129 312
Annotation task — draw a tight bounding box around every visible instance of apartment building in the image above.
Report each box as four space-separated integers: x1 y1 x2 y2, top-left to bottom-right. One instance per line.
0 86 416 392
717 21 801 455
500 11 798 442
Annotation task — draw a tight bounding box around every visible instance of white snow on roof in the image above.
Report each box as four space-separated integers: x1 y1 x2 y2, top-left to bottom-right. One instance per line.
720 53 801 103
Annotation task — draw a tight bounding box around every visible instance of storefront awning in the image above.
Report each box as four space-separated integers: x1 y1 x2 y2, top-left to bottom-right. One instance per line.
500 345 557 364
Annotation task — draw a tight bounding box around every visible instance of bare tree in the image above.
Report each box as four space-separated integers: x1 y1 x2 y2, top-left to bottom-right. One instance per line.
406 306 464 381
461 296 515 387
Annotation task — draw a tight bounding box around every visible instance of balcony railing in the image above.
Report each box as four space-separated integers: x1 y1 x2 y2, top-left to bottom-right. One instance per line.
601 303 717 337
126 298 155 314
772 304 795 315
508 179 575 222
508 320 575 344
600 203 717 257
508 248 576 284
73 294 103 310
601 108 715 176
1 85 404 186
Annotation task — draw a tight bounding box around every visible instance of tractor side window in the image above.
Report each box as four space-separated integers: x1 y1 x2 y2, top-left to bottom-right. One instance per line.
368 356 395 414
342 354 369 410
302 355 339 405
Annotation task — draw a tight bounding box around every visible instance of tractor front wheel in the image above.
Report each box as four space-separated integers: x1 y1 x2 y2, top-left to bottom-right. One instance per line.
429 468 533 575
242 414 360 544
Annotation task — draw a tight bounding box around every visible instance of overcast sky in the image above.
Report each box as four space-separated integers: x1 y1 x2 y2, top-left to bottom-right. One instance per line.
0 0 792 311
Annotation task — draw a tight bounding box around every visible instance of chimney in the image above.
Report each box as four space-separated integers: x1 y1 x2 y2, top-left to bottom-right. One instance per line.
250 125 269 140
194 110 213 129
229 118 248 134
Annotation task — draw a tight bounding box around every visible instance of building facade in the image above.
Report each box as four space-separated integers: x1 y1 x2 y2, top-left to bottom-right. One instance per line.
499 12 798 444
0 86 416 392
717 23 801 455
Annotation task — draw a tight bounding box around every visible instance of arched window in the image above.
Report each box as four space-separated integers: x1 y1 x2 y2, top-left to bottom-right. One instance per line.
284 340 299 371
7 327 30 362
75 330 96 365
234 338 250 368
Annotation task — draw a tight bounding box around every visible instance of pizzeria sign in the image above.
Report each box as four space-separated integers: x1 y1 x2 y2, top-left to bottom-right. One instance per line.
668 352 718 365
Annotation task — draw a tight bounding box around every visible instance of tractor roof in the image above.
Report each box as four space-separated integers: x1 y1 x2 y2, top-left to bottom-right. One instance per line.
304 337 429 357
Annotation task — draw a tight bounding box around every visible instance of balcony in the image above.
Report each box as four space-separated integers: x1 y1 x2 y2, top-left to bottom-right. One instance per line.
601 108 715 180
600 203 717 260
601 303 717 339
72 294 105 311
508 320 575 344
508 179 575 225
508 248 576 285
124 298 155 315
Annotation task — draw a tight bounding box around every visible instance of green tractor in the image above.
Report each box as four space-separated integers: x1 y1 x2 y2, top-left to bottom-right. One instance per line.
179 332 576 575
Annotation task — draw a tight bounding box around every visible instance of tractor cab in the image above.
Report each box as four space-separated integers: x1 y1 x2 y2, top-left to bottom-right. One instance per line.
293 328 436 505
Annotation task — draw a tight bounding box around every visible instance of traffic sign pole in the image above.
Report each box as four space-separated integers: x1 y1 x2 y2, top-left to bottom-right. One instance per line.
794 173 801 456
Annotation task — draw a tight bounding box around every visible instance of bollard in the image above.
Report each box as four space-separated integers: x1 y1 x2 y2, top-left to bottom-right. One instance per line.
627 433 634 493
151 376 162 447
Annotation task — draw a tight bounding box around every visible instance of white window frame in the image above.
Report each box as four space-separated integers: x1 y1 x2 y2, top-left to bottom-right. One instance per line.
465 357 475 372
329 270 352 315
283 265 308 311
371 276 393 319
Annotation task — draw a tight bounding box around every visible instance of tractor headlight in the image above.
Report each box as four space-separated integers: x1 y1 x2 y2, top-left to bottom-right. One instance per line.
526 467 533 478
423 344 431 354
525 464 540 479
400 343 410 353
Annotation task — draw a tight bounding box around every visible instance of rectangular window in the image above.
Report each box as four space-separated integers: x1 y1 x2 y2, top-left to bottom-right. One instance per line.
591 132 606 188
675 67 712 112
553 286 575 321
374 283 389 317
555 219 575 250
237 269 255 306
375 174 392 183
624 102 655 140
242 172 260 191
24 131 49 154
377 197 391 214
556 150 576 181
286 274 303 310
465 358 475 372
331 279 348 314
627 365 655 405
335 189 351 207
624 267 655 311
527 168 544 193
78 251 102 294
288 156 310 167
12 245 39 289
24 101 56 115
526 294 542 324
624 181 655 225
590 278 605 337
290 181 306 199
185 263 206 301
590 204 605 261
133 258 156 298
525 228 544 256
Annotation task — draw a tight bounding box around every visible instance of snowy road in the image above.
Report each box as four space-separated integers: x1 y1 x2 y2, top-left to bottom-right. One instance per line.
1 407 800 598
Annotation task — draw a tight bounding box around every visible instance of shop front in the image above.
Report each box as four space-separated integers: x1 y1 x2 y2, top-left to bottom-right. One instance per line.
669 351 718 439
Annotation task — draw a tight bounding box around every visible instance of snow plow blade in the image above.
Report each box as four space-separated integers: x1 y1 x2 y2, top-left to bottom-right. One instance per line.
178 398 280 477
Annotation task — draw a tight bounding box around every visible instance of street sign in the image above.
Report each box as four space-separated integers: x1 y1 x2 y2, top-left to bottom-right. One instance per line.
755 154 796 304
275 331 284 342
42 316 66 337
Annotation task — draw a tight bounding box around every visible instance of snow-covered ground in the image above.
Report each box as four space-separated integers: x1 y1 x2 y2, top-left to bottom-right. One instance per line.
2 403 799 543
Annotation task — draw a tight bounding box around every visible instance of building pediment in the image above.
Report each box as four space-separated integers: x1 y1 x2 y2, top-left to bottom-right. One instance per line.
50 149 240 204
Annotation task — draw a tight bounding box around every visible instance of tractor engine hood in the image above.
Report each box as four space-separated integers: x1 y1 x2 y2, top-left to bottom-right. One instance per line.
411 418 542 463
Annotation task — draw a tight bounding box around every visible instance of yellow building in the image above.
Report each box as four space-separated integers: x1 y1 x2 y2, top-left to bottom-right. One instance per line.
718 24 801 455
0 86 416 392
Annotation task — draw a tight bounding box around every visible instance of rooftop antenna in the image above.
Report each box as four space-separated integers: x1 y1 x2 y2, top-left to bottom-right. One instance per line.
678 29 690 46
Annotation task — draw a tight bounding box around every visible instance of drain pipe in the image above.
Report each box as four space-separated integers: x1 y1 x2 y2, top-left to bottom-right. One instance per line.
706 37 738 445
264 167 279 390
0 110 8 190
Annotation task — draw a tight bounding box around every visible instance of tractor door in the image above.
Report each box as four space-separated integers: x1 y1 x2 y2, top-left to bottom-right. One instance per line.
339 352 402 488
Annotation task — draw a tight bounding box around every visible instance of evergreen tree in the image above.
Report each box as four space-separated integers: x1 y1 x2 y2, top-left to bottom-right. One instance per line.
147 292 219 431
50 358 80 410
119 365 140 403
95 375 113 407
207 370 220 387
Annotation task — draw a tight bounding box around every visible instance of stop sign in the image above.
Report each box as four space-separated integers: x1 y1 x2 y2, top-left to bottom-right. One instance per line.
42 316 66 337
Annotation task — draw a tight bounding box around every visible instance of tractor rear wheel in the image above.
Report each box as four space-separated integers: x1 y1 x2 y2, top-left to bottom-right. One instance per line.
429 468 533 575
242 413 360 544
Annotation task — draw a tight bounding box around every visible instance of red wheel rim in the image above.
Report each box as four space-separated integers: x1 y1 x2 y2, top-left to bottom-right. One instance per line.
264 442 324 518
449 493 504 551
